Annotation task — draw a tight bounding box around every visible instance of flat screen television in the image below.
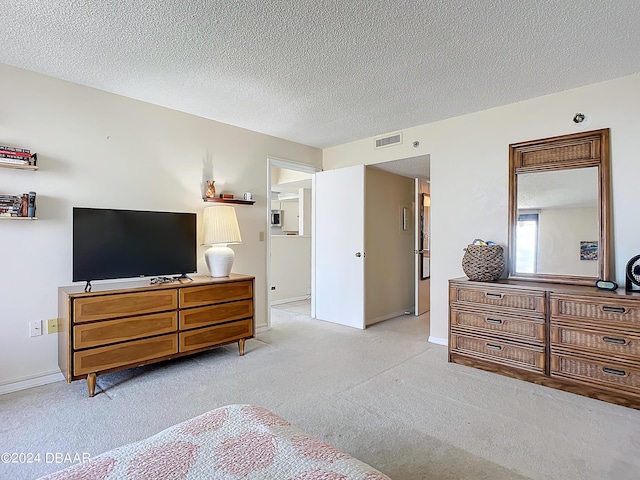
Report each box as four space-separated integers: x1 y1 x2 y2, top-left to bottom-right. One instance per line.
73 207 197 283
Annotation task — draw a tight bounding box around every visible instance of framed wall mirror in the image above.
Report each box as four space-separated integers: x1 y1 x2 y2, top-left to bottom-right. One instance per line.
508 128 611 285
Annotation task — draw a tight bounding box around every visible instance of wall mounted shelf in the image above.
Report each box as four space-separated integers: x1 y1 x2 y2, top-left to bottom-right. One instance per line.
0 216 37 220
0 161 38 171
0 152 38 170
203 198 255 205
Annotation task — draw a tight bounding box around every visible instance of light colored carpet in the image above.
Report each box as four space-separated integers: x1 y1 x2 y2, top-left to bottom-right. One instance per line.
1 305 639 480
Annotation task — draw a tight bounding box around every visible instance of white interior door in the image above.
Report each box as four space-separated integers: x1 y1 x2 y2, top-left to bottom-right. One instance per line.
315 165 365 329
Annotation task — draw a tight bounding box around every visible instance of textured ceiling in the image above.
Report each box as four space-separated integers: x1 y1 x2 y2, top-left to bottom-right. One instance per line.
1 1 639 148
368 155 430 180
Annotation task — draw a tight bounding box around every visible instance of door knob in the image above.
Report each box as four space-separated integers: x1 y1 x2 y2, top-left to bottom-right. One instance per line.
355 252 365 257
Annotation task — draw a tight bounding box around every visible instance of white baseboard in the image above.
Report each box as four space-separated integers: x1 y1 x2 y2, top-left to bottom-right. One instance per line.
0 371 65 395
270 295 309 306
428 336 448 346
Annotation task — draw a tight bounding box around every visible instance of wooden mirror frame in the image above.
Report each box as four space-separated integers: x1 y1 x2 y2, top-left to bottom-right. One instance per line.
508 128 611 285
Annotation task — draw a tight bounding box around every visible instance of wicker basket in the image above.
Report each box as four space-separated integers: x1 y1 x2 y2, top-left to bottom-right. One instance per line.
462 244 505 281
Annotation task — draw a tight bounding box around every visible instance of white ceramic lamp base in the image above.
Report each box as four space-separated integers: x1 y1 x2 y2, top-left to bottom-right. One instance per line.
204 245 235 277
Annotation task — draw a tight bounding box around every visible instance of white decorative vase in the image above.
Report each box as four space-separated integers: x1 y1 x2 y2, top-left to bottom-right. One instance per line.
205 245 235 277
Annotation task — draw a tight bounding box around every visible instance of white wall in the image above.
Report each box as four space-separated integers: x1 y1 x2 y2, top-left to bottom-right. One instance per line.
537 207 598 276
270 236 311 302
323 73 640 343
299 188 312 235
365 167 414 325
0 64 321 387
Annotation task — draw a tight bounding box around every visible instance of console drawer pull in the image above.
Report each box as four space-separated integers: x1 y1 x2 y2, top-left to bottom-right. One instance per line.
486 344 502 351
603 336 627 345
602 306 626 314
602 367 626 376
485 292 504 300
486 318 503 325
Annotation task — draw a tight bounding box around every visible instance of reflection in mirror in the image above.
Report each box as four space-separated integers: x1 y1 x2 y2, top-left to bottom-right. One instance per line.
420 193 430 279
515 167 599 277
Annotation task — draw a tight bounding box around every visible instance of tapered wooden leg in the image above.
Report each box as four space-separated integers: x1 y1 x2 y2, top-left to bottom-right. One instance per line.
238 338 246 356
87 373 97 397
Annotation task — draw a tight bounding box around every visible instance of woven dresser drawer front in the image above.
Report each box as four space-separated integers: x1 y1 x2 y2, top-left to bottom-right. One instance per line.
451 308 545 342
551 325 640 361
451 285 545 314
551 294 640 330
551 353 640 394
450 332 545 372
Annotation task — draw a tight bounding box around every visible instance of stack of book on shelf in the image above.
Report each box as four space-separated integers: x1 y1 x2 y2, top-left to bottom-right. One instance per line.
0 192 36 217
0 145 36 166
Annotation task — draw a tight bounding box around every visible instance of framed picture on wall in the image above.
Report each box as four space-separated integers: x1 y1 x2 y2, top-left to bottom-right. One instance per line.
580 241 598 261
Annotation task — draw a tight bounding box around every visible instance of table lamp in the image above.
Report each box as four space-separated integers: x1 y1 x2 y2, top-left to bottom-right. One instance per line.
202 205 242 277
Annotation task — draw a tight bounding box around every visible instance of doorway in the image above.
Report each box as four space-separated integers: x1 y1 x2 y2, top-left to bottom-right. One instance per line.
313 157 430 330
266 157 320 329
367 155 431 317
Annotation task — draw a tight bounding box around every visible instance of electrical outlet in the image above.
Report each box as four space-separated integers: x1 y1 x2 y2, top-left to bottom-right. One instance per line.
259 231 265 242
29 320 42 337
271 286 276 290
47 318 59 334
306 288 311 295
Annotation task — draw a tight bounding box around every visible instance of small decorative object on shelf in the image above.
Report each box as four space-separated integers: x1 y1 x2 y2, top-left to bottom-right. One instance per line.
0 144 38 170
220 193 234 199
461 238 505 281
205 180 216 199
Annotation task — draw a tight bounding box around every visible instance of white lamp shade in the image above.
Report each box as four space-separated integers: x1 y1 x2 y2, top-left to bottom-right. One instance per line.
202 206 242 277
202 206 242 246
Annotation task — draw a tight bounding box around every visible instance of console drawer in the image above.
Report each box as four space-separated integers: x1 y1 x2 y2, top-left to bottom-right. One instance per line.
179 319 253 353
179 281 253 308
73 334 178 375
450 331 545 372
451 308 544 342
73 289 178 323
550 324 640 361
74 312 178 349
550 353 640 394
451 285 545 314
180 299 253 330
551 294 640 330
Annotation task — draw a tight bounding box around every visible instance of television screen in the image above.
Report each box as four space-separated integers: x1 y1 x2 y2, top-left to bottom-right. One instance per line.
73 207 197 282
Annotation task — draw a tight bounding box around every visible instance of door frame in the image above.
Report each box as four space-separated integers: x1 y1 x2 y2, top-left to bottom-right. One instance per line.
266 157 320 329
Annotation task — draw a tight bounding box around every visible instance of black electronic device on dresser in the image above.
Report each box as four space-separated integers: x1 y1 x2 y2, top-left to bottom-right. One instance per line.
626 255 640 292
72 207 197 283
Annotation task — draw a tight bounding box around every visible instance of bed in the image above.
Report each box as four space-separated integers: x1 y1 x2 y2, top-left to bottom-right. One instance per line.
37 404 390 479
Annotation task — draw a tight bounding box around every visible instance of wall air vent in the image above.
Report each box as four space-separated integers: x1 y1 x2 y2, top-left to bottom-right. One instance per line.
375 132 402 149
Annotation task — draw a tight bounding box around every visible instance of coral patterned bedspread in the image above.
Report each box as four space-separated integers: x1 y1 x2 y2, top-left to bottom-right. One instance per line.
37 404 390 480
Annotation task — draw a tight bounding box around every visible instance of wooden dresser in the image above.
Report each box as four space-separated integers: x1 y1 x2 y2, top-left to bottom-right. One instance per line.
59 274 254 397
449 277 640 409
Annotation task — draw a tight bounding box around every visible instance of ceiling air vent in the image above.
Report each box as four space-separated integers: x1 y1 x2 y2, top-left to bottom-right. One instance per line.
375 132 402 149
